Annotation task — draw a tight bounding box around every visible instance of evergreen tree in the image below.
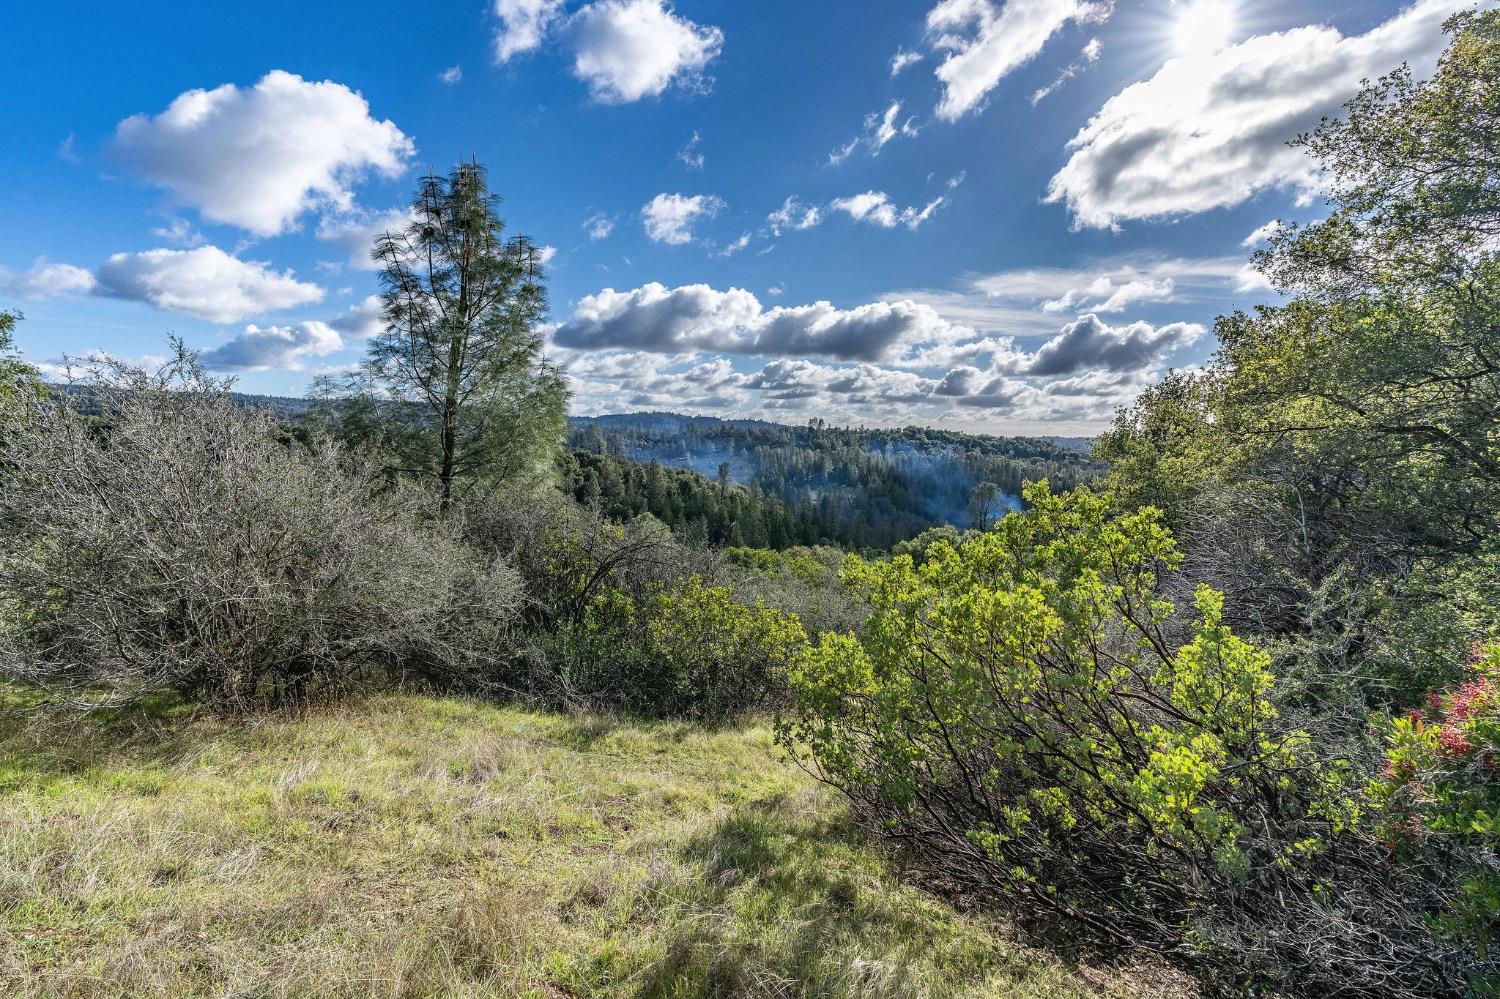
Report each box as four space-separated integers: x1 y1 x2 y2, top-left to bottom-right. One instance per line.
331 161 568 508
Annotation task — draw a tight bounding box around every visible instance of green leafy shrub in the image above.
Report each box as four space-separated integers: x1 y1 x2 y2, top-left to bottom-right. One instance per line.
1372 643 1500 968
643 577 808 719
0 311 43 438
779 483 1481 995
519 577 806 720
468 499 806 718
889 525 966 564
0 312 43 647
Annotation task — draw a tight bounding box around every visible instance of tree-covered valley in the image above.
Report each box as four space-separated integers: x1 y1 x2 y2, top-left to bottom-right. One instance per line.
562 414 1100 548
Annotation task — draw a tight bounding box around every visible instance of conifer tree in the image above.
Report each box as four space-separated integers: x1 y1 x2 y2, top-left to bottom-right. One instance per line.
335 161 568 508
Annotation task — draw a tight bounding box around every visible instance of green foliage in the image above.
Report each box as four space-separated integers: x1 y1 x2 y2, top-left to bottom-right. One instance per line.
1263 8 1500 294
529 576 808 720
966 481 1004 531
890 525 966 563
465 493 810 719
723 545 868 639
561 449 837 550
644 578 809 720
571 415 1099 548
780 483 1397 987
1092 370 1228 524
318 161 569 506
1015 22 1500 988
1372 644 1500 965
1097 11 1500 714
726 544 841 583
7 15 1500 994
0 311 44 439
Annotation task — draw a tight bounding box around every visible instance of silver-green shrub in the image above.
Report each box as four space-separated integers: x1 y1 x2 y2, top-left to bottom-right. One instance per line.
0 347 521 711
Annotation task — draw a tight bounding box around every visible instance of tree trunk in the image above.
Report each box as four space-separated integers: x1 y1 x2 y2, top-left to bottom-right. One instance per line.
440 400 457 510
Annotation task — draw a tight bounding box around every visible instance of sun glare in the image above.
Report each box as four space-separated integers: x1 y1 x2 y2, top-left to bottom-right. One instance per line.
1174 0 1235 55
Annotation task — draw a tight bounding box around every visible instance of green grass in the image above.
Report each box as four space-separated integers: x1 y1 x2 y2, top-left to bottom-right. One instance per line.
0 693 1193 998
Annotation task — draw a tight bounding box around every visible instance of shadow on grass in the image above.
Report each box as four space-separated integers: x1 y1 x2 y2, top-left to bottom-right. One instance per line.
626 794 1012 999
0 683 375 790
548 712 649 751
625 793 1185 999
0 677 732 793
0 686 203 786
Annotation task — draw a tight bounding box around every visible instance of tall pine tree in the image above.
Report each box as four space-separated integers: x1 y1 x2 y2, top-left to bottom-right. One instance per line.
332 161 568 508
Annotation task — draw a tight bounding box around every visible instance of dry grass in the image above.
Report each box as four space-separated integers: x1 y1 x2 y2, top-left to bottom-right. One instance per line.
0 693 1195 998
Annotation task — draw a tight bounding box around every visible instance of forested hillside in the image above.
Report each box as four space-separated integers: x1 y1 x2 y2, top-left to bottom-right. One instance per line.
567 414 1100 548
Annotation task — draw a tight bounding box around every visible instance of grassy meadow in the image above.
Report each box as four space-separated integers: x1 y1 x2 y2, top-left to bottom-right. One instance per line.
0 693 1190 998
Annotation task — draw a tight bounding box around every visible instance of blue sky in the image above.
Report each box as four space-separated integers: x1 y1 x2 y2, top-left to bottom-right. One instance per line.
0 0 1479 433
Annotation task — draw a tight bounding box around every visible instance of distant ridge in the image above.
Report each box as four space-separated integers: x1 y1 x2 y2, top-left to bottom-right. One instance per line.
567 411 1102 544
569 411 778 433
58 390 1095 454
571 411 1094 453
50 384 317 418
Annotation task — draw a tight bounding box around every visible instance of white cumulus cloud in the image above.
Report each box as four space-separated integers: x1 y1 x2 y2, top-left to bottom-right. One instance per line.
1012 313 1204 375
554 282 976 363
830 191 945 230
2 259 97 301
926 0 1112 121
767 197 823 236
329 294 384 339
317 207 416 270
110 70 414 237
551 279 1212 428
493 0 567 61
641 193 725 245
199 321 343 372
557 283 762 353
95 246 324 324
567 0 723 103
1042 276 1175 314
1046 0 1467 229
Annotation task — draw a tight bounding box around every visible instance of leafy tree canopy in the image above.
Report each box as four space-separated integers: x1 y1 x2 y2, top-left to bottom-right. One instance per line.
1097 10 1500 704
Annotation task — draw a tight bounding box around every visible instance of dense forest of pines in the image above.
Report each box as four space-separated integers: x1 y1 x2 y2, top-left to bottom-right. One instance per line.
566 414 1101 548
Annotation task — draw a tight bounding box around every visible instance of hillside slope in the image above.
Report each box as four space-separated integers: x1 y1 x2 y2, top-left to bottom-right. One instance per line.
567 415 1101 547
0 695 1189 998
